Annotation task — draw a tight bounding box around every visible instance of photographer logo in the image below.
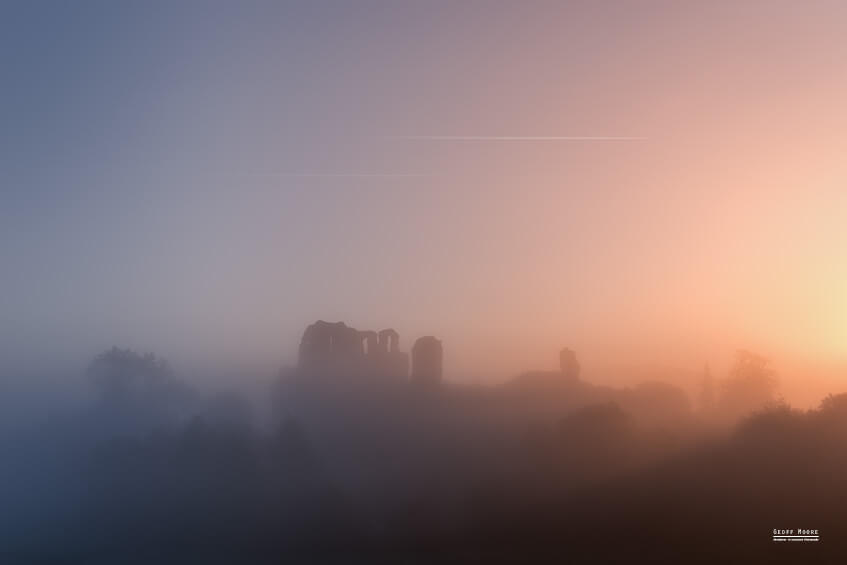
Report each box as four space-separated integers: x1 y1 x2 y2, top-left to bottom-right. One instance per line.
773 529 819 542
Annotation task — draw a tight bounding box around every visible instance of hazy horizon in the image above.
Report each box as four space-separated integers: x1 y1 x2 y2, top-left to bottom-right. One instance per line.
4 1 847 404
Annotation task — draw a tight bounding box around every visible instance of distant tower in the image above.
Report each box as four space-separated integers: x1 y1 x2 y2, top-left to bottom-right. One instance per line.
411 336 442 387
559 348 580 381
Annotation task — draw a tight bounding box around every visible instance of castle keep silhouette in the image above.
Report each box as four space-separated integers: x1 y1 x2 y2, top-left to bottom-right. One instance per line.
298 320 443 385
296 320 581 387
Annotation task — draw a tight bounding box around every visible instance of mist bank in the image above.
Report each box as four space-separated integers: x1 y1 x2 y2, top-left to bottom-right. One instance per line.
1 346 845 563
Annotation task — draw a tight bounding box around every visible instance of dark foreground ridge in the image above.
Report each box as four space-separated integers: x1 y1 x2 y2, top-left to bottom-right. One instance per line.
1 329 845 564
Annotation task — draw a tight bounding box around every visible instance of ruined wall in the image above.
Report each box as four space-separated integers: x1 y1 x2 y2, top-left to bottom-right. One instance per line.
298 321 410 379
376 329 409 379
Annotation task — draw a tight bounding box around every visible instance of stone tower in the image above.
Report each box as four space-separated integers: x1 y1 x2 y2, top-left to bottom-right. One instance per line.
559 347 580 381
411 336 442 387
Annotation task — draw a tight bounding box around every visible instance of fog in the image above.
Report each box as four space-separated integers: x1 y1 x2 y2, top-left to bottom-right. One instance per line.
4 1 847 562
1 329 845 563
4 1 847 388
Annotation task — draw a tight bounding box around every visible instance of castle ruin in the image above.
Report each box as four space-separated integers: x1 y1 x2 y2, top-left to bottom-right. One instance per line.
297 320 418 381
296 320 573 389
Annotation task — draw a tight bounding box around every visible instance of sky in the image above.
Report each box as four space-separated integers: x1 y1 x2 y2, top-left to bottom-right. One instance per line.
2 1 847 396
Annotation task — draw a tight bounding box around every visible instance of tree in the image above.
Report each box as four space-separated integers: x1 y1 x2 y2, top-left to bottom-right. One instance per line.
87 347 193 432
716 350 778 420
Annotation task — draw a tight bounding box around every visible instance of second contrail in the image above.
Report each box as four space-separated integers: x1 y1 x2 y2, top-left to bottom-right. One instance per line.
392 136 647 141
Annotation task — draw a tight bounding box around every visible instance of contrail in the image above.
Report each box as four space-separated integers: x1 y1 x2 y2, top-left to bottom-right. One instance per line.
245 173 433 177
392 136 647 141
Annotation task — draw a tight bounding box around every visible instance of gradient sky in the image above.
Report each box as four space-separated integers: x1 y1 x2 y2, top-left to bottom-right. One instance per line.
3 1 847 394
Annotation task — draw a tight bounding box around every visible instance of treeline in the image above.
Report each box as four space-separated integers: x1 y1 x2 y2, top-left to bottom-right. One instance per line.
1 347 844 563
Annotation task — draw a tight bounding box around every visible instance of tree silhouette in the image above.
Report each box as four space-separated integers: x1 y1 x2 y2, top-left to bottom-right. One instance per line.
716 350 778 420
87 346 193 433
